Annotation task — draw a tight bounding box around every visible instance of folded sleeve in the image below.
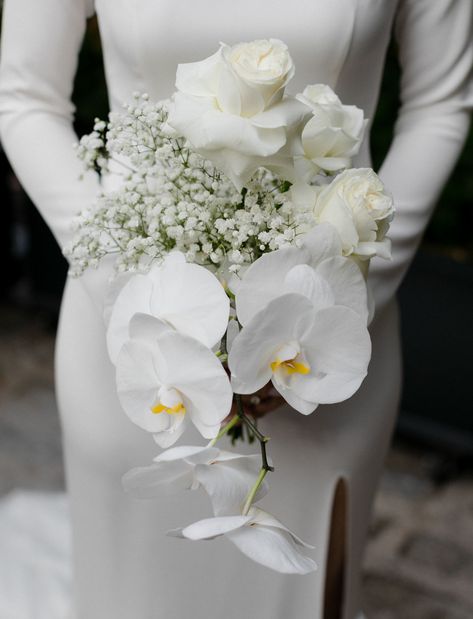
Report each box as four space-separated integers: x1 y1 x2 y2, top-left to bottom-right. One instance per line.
371 0 473 313
0 0 100 248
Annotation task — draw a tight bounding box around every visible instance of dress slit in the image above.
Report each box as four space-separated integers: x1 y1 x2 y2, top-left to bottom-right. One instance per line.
323 477 347 619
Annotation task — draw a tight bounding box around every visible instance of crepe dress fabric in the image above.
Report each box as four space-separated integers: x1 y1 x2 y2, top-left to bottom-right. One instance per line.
0 1 472 617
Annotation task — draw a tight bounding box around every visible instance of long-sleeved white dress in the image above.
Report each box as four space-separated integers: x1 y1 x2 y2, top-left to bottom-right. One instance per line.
0 1 472 618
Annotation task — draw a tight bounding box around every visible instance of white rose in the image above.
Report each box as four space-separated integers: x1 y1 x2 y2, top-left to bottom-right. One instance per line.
167 40 308 189
225 39 295 116
314 168 394 260
294 84 367 181
298 84 341 107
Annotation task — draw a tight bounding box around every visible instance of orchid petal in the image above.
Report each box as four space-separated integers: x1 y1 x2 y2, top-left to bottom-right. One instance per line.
300 222 343 264
194 454 268 515
295 306 371 404
271 379 316 415
148 258 230 348
116 340 168 433
168 515 252 540
150 331 233 430
106 275 153 364
315 257 369 322
283 265 335 313
227 523 317 575
235 245 308 325
309 306 371 376
230 294 315 394
121 460 194 498
128 313 171 343
153 418 188 448
249 508 315 549
154 445 218 464
235 223 345 326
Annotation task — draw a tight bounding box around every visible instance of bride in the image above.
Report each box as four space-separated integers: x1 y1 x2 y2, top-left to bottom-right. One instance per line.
0 1 471 618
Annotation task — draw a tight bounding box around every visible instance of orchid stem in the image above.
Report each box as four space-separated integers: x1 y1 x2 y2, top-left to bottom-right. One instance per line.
235 394 274 475
209 414 240 446
242 467 268 516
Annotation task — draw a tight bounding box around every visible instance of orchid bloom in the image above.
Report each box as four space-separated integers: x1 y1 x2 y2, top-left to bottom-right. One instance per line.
233 223 369 327
229 293 371 414
122 444 268 515
168 507 317 575
106 252 230 364
115 315 232 447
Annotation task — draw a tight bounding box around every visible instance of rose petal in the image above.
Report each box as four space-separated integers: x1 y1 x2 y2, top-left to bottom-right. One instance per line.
175 48 223 97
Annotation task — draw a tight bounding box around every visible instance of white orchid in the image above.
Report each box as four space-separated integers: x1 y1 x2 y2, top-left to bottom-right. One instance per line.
233 223 369 326
168 507 316 575
122 443 268 515
194 450 269 516
115 315 233 447
106 251 229 364
229 293 371 414
294 84 366 181
122 445 218 496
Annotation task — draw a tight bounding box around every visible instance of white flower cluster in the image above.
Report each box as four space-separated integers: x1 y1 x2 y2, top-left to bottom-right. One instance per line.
68 39 396 576
104 235 371 573
105 251 319 573
67 94 313 278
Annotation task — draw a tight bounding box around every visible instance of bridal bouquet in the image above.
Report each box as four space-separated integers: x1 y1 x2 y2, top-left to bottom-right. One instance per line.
67 39 394 574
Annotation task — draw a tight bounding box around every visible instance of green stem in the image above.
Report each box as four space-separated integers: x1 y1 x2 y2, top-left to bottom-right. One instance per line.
242 467 268 516
209 415 240 446
215 351 228 363
235 394 274 473
220 329 228 357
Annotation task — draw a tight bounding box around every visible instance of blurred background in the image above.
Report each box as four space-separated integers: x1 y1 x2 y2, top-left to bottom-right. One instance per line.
0 17 472 619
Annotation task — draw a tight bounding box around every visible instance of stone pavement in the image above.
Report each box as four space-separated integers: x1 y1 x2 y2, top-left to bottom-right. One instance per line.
1 305 472 618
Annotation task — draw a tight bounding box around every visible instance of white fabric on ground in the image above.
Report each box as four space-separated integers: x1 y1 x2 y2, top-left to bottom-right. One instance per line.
0 491 72 619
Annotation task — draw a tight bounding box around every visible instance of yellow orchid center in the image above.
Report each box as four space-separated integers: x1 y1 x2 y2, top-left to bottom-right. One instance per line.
151 402 186 415
270 342 311 376
270 358 311 376
151 387 186 416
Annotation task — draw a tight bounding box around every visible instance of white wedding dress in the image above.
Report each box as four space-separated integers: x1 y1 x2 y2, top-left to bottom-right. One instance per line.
0 1 472 618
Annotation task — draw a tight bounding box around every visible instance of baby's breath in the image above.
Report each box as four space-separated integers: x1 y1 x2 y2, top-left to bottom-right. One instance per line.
67 93 313 277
